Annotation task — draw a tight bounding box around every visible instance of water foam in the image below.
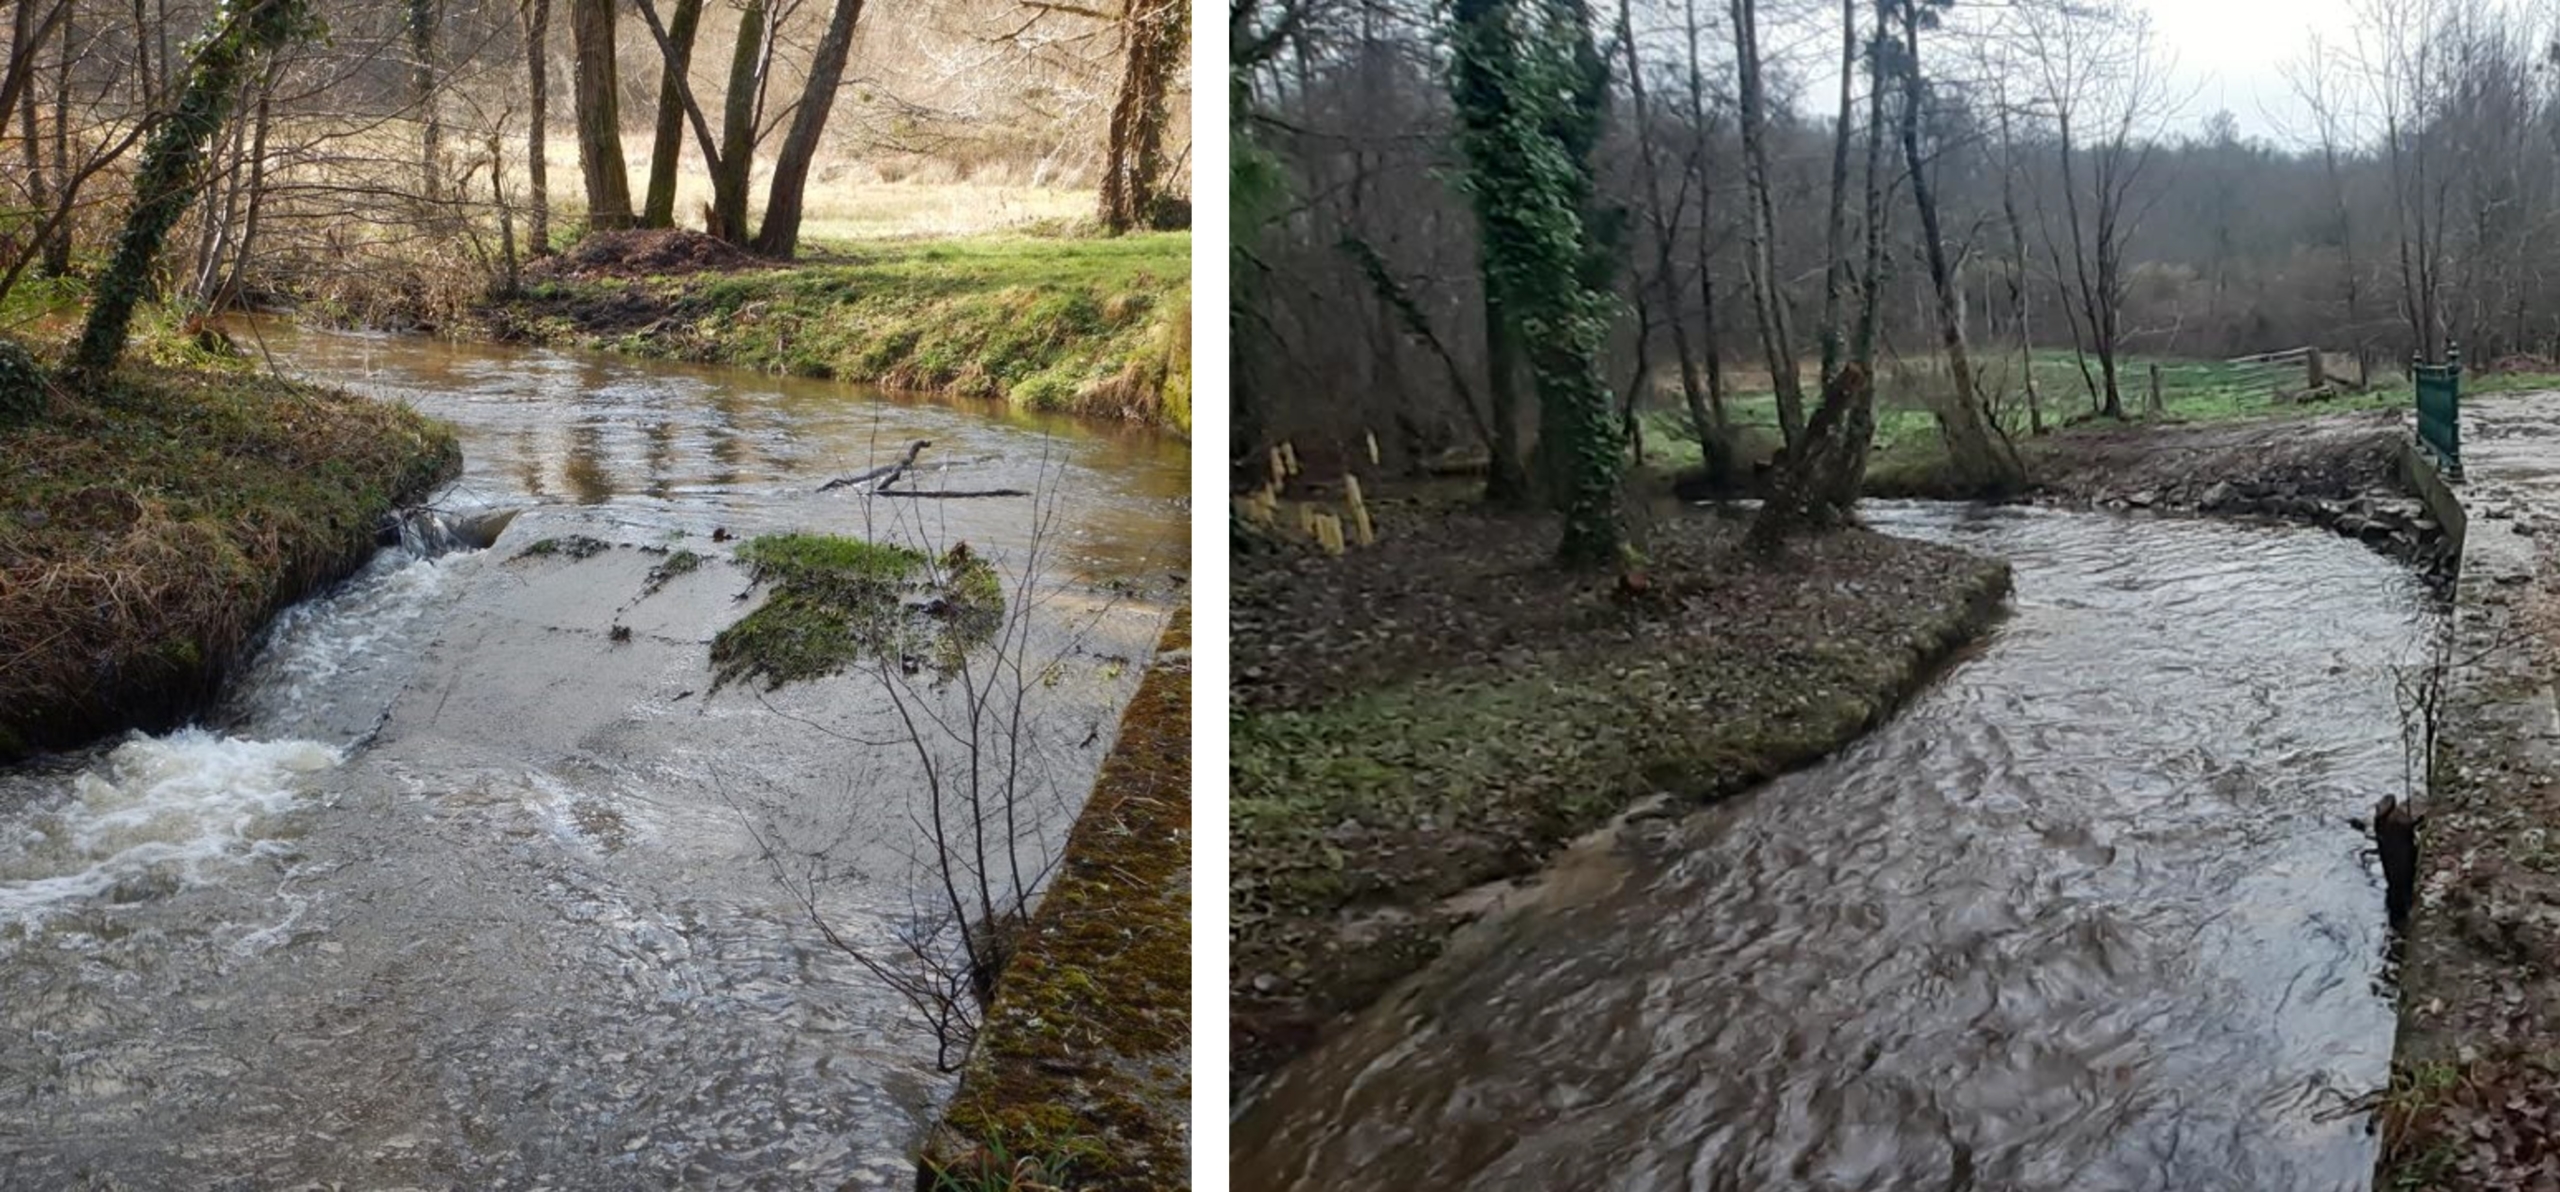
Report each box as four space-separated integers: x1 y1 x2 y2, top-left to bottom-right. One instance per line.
0 729 340 917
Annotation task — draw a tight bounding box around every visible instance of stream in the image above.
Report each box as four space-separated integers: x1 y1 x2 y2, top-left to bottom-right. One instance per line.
1233 503 2438 1192
0 326 1187 1187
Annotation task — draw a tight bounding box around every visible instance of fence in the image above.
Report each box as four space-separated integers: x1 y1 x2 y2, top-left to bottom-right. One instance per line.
2218 346 2332 402
2414 347 2464 482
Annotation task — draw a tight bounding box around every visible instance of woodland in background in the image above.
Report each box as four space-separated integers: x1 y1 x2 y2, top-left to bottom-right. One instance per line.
1233 0 2550 528
1 0 1192 326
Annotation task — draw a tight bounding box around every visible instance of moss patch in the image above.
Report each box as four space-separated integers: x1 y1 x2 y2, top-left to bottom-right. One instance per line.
484 233 1192 433
513 534 612 561
640 547 705 594
1230 493 2011 1080
0 344 460 761
920 610 1190 1192
709 533 1001 691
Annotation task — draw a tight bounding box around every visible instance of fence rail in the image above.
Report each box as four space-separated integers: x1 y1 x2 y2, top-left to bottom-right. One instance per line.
2218 346 2332 401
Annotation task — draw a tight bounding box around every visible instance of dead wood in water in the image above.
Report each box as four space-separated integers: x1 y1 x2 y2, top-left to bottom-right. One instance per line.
818 438 932 492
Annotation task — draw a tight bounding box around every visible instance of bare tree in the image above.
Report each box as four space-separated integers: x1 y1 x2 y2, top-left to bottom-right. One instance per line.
568 0 633 229
1729 0 1804 449
1893 0 2021 489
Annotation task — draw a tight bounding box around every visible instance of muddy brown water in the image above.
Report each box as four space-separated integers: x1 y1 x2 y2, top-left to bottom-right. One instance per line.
1233 503 2436 1192
0 326 1186 1187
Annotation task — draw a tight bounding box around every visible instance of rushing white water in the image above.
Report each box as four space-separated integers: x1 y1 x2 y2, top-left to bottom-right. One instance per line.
0 729 339 918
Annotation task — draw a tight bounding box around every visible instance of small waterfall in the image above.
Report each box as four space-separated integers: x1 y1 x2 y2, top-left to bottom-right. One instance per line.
376 506 520 560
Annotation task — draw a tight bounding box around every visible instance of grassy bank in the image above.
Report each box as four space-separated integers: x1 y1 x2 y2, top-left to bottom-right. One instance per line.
0 347 458 761
1229 494 2010 1082
482 232 1192 434
1637 348 2560 496
922 611 1190 1192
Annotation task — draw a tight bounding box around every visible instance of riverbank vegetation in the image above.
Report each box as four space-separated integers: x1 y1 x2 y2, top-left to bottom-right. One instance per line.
0 345 456 762
2 0 461 762
3 0 1192 426
486 230 1192 431
923 612 1190 1192
1230 495 2006 1078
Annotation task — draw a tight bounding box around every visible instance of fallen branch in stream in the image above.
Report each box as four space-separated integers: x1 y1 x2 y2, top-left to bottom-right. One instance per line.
819 438 934 492
870 488 1032 499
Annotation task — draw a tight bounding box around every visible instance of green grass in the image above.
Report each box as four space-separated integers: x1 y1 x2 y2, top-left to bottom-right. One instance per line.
1637 347 2560 489
508 233 1192 433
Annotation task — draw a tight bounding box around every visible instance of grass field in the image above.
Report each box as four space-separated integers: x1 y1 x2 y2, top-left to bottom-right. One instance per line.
1639 347 2560 480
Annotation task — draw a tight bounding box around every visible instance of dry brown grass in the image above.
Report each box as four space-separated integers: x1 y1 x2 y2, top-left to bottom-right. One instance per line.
0 351 458 758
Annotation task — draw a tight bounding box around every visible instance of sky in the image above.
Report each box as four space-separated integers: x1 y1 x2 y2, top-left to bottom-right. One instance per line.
2141 0 2362 143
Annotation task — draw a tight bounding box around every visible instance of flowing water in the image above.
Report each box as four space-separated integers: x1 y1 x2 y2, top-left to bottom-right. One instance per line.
1233 504 2436 1192
0 326 1186 1187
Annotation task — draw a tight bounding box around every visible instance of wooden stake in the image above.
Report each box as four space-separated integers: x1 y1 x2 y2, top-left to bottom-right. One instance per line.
1343 473 1374 546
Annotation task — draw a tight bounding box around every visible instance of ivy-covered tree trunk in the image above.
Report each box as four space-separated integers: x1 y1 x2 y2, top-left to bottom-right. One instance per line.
67 0 313 383
1097 0 1186 233
1449 0 1623 568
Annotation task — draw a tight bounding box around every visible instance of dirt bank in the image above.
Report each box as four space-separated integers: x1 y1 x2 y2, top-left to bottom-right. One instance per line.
922 610 1191 1191
1860 409 2455 575
0 354 459 761
475 232 1192 434
2377 393 2560 1190
1229 493 2011 1085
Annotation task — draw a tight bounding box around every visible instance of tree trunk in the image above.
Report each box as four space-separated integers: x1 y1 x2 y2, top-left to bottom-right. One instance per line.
641 0 703 228
1482 294 1532 505
1728 0 1803 451
1897 2 2018 493
710 0 766 243
1749 361 1873 550
410 0 440 198
1097 0 1186 233
1850 14 1886 370
1617 0 1720 486
15 0 49 269
1814 0 1854 385
41 0 70 276
522 0 550 253
568 0 632 231
751 0 865 258
1679 0 1733 483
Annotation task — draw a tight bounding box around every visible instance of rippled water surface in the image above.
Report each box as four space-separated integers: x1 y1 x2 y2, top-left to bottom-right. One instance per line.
0 328 1186 1187
1234 504 2434 1192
